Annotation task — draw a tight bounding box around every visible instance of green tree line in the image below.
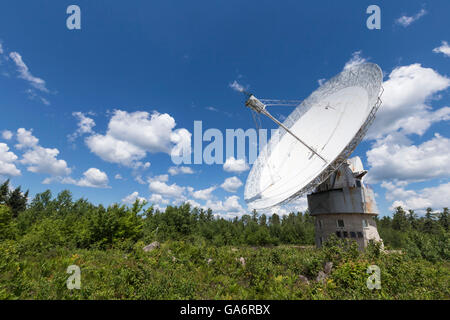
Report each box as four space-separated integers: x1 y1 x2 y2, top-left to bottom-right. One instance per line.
0 180 449 300
0 179 449 261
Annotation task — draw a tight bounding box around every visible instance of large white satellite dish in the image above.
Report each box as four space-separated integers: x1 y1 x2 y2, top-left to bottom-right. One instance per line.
244 63 383 209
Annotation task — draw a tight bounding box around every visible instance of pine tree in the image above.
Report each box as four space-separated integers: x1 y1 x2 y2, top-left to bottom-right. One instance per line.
424 207 436 234
0 179 10 204
7 186 28 217
408 209 418 229
392 206 409 231
439 208 449 231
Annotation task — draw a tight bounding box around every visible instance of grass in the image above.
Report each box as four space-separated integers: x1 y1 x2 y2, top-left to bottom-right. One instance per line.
1 239 448 300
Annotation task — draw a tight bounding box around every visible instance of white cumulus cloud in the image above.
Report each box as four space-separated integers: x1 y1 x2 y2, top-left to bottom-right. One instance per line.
367 64 450 139
149 193 170 205
15 128 39 149
75 168 109 188
17 128 71 177
221 176 243 193
149 180 185 198
85 110 191 167
44 168 110 188
1 130 13 140
366 133 450 184
433 41 450 57
168 166 194 175
122 191 147 204
86 133 147 167
204 195 246 218
191 186 216 200
382 181 450 212
223 157 249 173
0 143 21 176
68 112 96 142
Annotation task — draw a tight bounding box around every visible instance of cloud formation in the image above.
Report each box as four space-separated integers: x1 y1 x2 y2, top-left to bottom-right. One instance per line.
1 130 13 140
148 180 185 198
367 64 450 139
191 186 216 200
0 143 21 176
366 133 450 184
122 191 146 204
68 112 96 142
221 176 243 192
9 52 49 93
433 41 450 57
168 166 194 175
204 195 246 218
16 128 71 177
343 51 367 70
395 9 427 27
382 181 450 212
86 110 191 167
223 157 249 173
229 80 247 93
8 50 51 105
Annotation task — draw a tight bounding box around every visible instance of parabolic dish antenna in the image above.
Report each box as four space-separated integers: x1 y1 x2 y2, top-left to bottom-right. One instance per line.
244 63 383 209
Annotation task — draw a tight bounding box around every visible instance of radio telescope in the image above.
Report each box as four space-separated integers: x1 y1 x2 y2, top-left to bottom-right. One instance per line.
242 63 384 249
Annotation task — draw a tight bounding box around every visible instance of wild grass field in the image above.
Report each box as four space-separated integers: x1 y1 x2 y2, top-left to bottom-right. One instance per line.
0 180 449 299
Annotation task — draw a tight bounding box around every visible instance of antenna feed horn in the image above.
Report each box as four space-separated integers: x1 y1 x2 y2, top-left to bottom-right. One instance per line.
245 95 266 113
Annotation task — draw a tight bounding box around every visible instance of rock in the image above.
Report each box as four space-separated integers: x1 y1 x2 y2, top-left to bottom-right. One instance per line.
324 262 333 275
298 275 309 285
316 271 327 283
239 257 246 267
143 241 160 252
207 258 213 264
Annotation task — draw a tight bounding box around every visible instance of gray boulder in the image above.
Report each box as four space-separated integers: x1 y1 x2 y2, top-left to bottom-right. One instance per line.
316 271 328 283
298 275 310 285
143 241 160 252
324 262 333 275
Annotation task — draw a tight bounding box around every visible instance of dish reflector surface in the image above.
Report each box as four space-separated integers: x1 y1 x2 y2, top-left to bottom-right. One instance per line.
244 63 383 209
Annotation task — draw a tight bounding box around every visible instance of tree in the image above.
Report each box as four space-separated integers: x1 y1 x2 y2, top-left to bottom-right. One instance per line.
251 209 258 222
408 210 418 229
392 206 409 231
0 179 10 203
0 204 16 240
439 208 449 231
423 207 437 234
259 214 267 227
7 186 28 217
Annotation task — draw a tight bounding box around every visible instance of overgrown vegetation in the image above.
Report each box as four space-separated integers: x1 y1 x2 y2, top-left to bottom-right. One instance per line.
377 206 450 262
0 180 448 299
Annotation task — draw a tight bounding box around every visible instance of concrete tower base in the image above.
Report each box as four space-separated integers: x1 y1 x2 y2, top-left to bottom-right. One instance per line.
312 213 382 249
307 157 383 250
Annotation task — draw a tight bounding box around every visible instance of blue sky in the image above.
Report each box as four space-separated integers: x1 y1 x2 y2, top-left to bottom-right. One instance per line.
0 0 449 217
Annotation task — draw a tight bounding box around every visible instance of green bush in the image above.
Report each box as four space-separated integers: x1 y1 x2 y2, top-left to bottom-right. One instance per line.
0 188 448 300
